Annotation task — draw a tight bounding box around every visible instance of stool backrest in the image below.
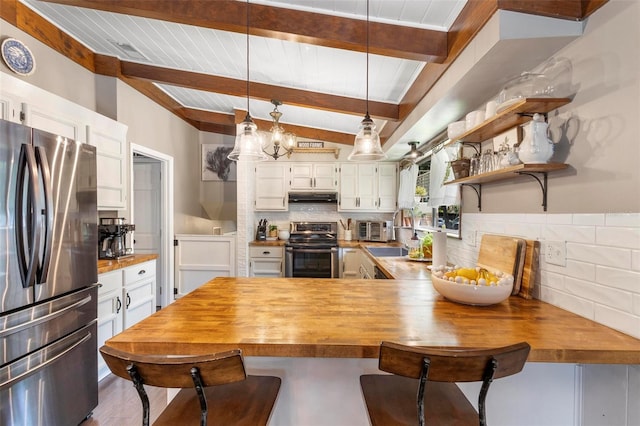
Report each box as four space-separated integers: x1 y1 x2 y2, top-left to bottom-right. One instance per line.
100 345 247 388
379 341 530 382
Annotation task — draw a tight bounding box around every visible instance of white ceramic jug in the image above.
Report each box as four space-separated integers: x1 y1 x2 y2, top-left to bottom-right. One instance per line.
517 113 554 164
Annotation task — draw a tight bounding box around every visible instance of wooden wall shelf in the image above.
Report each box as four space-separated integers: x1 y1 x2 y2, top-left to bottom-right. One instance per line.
291 147 340 159
445 163 569 211
446 97 571 145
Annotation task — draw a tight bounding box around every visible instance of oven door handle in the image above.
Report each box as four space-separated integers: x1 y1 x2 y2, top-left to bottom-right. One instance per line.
286 247 336 254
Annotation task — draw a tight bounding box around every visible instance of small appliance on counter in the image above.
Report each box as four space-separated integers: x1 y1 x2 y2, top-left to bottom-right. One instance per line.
256 218 267 241
98 217 135 259
355 220 393 242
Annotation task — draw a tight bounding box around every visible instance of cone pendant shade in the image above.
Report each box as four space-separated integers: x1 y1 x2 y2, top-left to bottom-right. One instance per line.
348 114 386 161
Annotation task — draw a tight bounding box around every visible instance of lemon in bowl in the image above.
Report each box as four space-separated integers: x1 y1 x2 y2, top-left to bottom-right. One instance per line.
430 266 514 306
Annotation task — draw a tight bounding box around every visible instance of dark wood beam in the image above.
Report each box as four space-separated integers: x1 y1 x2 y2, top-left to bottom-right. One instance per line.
37 0 447 62
497 0 608 20
116 61 399 121
380 0 500 142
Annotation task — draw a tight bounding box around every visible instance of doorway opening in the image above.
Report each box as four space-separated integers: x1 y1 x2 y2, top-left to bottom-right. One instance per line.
131 144 174 309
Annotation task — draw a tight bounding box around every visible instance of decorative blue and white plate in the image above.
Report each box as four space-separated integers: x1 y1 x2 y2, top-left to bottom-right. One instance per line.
1 38 36 76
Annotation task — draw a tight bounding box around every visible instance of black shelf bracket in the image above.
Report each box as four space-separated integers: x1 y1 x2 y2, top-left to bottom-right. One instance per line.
517 171 549 211
461 142 480 154
461 183 482 211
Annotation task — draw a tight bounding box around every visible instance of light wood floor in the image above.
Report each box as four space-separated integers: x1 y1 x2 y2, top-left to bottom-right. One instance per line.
80 374 167 426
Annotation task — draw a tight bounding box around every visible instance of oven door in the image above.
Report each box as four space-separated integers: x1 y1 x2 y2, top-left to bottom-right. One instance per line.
285 246 339 278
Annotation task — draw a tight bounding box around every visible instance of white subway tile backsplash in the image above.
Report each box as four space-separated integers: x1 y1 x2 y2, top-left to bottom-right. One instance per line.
463 212 640 339
540 287 596 320
594 305 640 338
605 213 640 227
572 213 605 226
595 265 640 293
563 260 596 282
543 224 595 244
566 242 632 269
546 214 573 225
565 277 633 312
596 226 640 249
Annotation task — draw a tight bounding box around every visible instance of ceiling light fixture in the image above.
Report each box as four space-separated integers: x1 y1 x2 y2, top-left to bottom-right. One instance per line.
228 0 267 162
406 141 424 160
348 0 386 162
263 99 296 160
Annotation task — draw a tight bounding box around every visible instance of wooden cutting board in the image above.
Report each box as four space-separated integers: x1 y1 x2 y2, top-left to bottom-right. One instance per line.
518 239 540 299
477 234 525 295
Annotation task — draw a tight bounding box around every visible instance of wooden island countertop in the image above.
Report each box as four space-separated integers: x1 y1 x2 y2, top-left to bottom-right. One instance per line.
106 277 640 364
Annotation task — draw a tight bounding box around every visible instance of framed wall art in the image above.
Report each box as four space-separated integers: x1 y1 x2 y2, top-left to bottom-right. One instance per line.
201 144 236 181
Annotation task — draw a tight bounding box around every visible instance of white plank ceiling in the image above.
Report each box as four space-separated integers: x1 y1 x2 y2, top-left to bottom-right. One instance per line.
21 0 467 155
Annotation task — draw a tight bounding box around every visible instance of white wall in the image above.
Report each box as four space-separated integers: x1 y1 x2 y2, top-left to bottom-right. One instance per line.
460 0 639 214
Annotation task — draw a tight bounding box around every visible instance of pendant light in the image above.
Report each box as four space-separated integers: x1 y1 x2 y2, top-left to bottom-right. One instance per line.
348 0 386 162
228 0 268 162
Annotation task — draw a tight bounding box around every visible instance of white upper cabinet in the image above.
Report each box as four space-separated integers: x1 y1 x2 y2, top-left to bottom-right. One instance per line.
255 163 289 211
339 163 396 212
86 119 128 210
289 163 336 191
377 163 398 212
1 74 129 211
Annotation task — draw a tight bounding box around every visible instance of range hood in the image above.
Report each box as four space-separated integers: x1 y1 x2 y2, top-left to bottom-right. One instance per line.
288 192 338 203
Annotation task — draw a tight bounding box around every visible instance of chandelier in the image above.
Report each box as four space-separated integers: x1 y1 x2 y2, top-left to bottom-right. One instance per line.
263 99 296 160
228 0 267 162
347 0 386 162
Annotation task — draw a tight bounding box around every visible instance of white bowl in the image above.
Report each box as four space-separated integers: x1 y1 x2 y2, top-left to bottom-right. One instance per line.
447 121 467 140
278 230 290 240
431 271 513 306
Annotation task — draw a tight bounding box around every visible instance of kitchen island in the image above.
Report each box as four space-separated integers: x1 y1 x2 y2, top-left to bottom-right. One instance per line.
106 277 640 425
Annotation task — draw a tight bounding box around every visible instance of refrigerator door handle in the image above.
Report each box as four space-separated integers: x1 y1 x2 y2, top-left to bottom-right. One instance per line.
35 146 54 284
0 293 93 338
15 144 42 288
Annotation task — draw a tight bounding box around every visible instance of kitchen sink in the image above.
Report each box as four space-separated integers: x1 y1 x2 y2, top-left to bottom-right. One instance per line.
366 246 408 257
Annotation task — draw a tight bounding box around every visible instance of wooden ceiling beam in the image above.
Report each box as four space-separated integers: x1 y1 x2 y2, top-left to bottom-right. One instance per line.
37 0 447 62
117 61 399 121
496 0 608 21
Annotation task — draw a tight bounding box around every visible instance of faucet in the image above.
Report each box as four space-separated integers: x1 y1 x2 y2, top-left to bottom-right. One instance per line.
390 209 401 241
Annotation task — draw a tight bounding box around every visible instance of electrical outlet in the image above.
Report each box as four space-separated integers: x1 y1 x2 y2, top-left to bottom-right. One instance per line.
464 230 476 247
545 241 566 266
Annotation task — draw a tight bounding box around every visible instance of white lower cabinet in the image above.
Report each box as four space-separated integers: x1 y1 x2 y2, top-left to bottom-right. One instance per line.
360 252 376 279
174 235 236 298
340 248 361 279
249 246 283 277
97 260 156 381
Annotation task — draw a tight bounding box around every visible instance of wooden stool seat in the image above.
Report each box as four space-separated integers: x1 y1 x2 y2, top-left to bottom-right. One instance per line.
100 346 280 426
360 375 478 425
360 341 530 426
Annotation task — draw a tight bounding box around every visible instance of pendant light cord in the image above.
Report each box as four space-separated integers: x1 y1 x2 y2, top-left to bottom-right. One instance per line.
246 0 250 116
365 0 370 117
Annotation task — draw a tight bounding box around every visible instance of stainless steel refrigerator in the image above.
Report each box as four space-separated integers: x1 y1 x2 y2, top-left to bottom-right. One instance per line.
0 119 99 425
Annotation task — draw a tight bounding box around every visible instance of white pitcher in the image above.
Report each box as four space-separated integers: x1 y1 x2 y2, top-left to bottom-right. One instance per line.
517 113 554 164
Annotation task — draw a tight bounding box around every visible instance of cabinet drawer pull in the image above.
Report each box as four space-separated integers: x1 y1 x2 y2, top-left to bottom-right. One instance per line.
138 269 146 275
263 251 270 255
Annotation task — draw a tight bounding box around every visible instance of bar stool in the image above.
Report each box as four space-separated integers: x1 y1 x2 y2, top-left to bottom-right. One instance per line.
100 346 281 426
360 341 530 425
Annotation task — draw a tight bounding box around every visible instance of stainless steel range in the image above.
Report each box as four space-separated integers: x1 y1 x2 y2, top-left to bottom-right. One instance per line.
285 222 339 278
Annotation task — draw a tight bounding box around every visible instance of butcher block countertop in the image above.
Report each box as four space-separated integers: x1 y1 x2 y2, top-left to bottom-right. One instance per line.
106 277 640 364
98 253 158 274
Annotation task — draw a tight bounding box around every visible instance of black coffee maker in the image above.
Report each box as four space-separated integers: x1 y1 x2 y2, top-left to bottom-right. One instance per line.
98 218 135 259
